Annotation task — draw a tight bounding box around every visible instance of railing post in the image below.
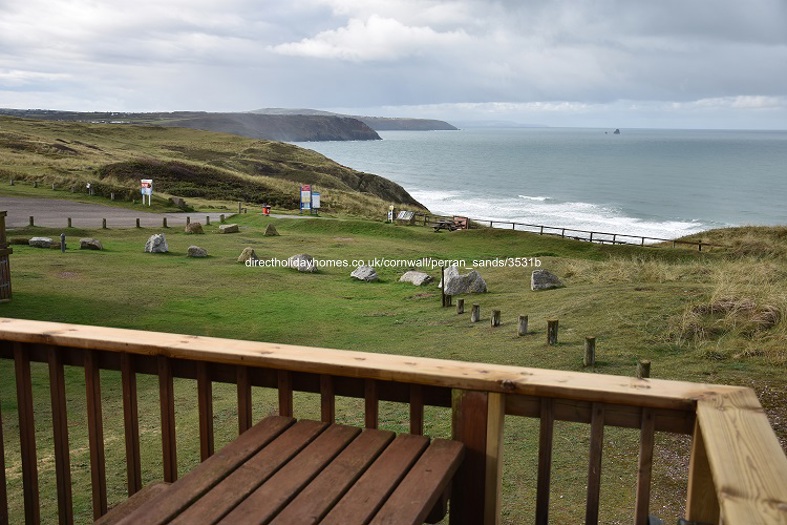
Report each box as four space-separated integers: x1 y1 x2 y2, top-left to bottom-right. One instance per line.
158 355 178 483
686 421 720 524
121 353 142 495
0 383 6 525
14 342 40 524
237 366 252 434
48 347 74 525
451 390 505 525
197 363 215 461
84 349 107 518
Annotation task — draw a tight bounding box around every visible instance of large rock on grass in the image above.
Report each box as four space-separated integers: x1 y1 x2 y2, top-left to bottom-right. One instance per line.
187 246 208 258
219 224 239 234
29 237 52 248
79 238 103 250
287 253 316 273
439 266 487 294
237 247 259 263
531 270 564 291
399 271 433 286
144 234 168 253
351 266 378 282
264 224 280 236
185 222 204 234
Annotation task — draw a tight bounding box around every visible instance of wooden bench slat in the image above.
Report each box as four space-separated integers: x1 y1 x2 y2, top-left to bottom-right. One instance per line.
220 424 361 524
320 433 430 525
94 482 170 525
369 439 465 525
115 416 296 525
270 429 395 525
169 419 326 525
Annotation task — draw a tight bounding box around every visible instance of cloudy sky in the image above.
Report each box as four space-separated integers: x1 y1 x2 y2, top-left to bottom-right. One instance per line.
1 0 785 129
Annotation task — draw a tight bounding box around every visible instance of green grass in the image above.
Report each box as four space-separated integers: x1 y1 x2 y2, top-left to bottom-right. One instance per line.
1 215 785 524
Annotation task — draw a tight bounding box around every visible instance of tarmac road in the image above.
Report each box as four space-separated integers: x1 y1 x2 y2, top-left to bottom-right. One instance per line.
0 196 235 229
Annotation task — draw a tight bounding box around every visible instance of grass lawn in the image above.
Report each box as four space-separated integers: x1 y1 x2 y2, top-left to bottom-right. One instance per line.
1 212 785 524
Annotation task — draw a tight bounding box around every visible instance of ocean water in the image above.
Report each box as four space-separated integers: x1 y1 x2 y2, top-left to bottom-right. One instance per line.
294 128 787 239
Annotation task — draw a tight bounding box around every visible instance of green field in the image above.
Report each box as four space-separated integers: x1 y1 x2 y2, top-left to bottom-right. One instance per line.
1 207 786 523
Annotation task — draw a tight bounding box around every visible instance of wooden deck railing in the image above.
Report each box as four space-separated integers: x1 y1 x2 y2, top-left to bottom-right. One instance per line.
0 318 785 524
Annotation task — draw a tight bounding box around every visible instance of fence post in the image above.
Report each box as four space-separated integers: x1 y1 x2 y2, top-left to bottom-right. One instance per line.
457 298 465 314
584 337 596 367
206 216 210 226
547 319 559 345
491 310 501 327
220 214 225 223
135 218 140 228
28 216 34 227
451 390 505 525
67 218 72 228
162 217 168 228
517 315 528 336
471 304 480 323
698 240 703 252
637 359 651 379
102 218 107 229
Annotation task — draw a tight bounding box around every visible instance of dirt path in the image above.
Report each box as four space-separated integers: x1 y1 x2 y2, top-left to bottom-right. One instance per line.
1 196 234 229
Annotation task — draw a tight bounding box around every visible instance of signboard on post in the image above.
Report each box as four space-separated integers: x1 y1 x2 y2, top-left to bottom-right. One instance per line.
140 179 153 206
311 192 320 215
300 185 311 213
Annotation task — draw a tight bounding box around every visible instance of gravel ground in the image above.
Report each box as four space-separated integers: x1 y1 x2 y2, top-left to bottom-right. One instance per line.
1 196 234 229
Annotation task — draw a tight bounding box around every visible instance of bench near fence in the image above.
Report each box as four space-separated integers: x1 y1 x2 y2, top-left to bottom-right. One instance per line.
0 318 785 524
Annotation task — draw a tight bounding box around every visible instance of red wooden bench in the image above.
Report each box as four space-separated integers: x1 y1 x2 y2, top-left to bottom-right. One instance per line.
100 416 464 525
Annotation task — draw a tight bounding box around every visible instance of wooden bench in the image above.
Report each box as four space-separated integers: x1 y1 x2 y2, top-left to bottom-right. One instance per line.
105 416 464 525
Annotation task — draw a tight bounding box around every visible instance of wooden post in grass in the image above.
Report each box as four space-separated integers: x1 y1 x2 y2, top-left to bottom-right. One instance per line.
102 218 107 229
206 216 210 226
220 214 225 223
517 315 528 336
67 218 72 228
547 319 559 345
238 201 242 214
162 217 168 228
491 310 501 327
29 216 34 227
135 218 140 228
637 359 651 379
584 337 596 367
186 216 190 226
471 304 480 323
457 298 465 314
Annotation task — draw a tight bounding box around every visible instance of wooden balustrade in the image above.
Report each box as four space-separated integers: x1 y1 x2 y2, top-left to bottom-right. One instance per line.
0 318 785 524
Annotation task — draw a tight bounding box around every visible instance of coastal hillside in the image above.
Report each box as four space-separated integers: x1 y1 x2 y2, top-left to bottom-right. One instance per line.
0 116 425 216
249 108 459 131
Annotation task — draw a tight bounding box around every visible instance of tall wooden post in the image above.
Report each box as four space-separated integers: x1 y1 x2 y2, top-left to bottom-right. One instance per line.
471 304 481 323
451 390 505 525
0 212 11 302
547 319 559 345
457 298 465 314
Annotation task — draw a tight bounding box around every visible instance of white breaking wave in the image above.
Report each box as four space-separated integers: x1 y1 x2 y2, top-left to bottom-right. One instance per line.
411 190 710 240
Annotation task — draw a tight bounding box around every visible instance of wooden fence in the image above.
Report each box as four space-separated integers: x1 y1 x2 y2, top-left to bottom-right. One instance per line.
0 319 785 524
412 212 712 251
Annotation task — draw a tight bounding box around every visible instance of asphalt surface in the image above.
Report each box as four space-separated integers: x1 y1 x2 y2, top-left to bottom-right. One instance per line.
1 196 235 229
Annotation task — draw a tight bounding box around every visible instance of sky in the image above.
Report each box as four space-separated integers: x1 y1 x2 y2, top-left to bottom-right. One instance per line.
1 0 786 129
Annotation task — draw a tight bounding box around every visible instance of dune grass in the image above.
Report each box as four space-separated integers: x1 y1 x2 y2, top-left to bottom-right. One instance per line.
0 214 785 524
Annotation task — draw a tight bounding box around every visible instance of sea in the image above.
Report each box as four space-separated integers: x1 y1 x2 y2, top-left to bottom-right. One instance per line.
293 127 787 240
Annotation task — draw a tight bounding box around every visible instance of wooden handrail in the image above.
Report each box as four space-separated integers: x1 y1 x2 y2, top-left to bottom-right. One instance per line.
0 317 784 525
